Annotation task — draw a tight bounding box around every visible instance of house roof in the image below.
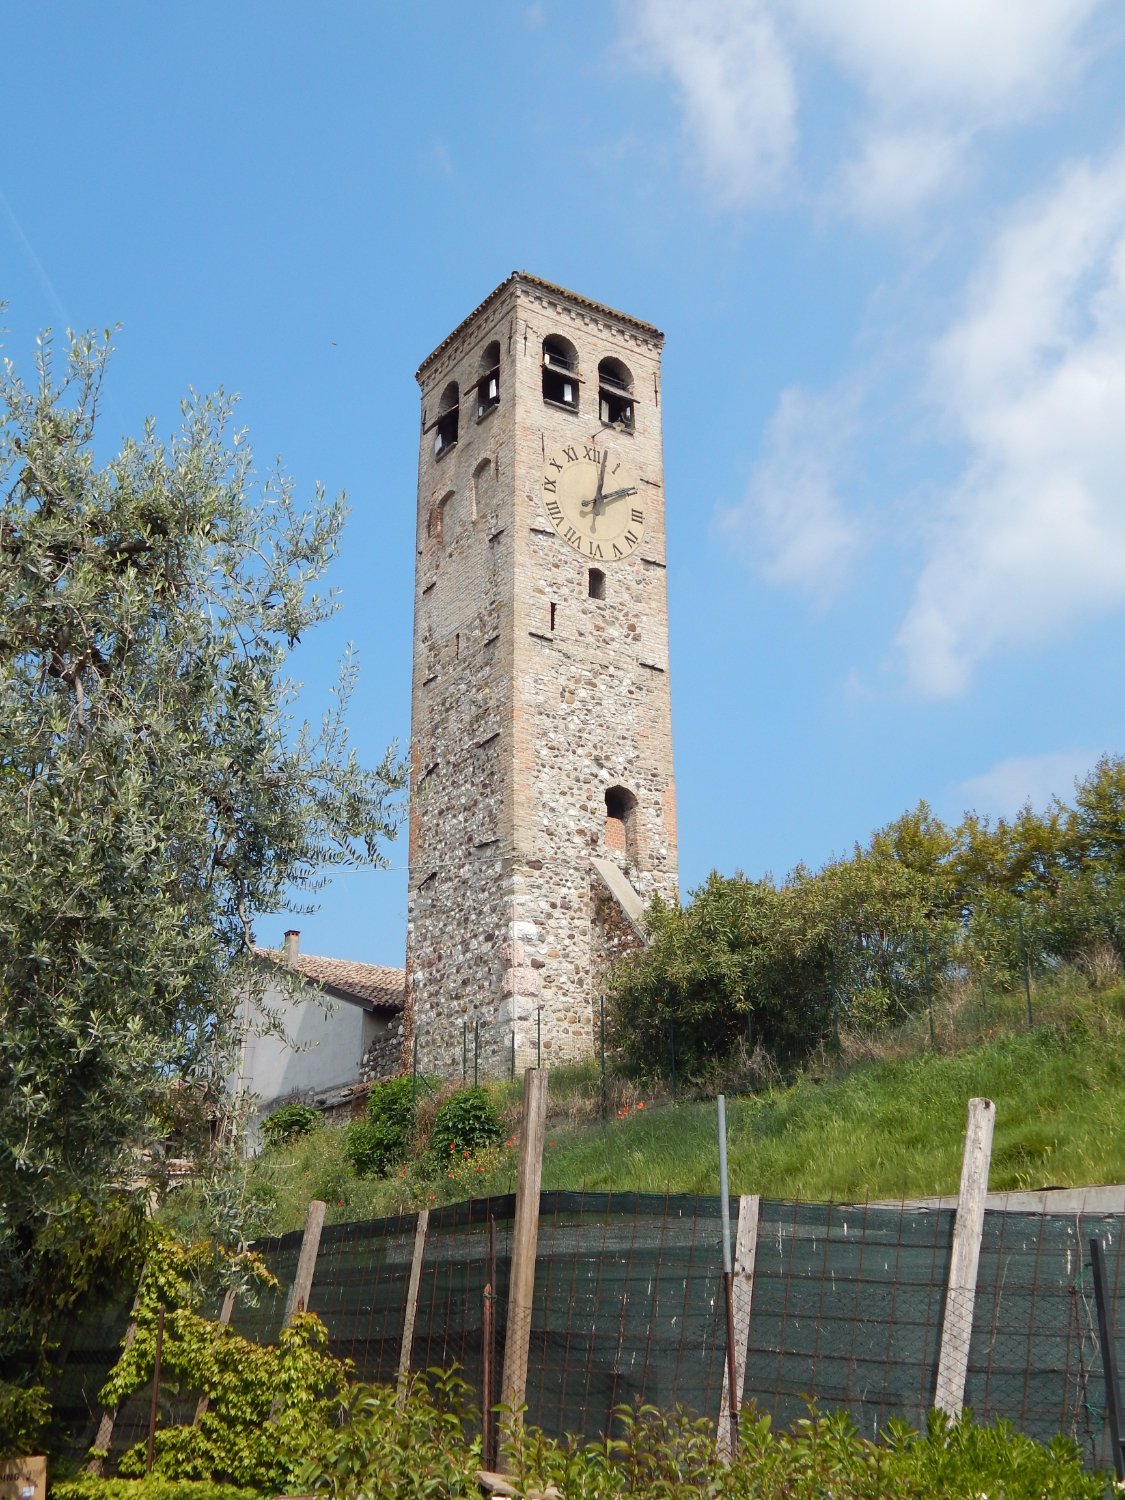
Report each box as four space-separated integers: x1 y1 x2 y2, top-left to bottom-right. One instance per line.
254 947 405 1012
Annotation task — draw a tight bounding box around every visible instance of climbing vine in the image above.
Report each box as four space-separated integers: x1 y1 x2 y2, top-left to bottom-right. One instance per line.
97 1236 351 1490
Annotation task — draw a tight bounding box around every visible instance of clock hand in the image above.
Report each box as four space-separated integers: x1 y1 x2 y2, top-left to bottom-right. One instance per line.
599 485 638 504
592 450 609 513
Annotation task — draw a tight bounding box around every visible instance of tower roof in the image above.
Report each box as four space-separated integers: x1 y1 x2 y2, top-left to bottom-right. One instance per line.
415 272 664 381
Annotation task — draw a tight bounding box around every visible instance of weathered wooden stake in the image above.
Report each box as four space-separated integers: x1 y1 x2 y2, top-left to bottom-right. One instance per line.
934 1097 995 1417
87 1266 148 1472
283 1198 327 1325
499 1067 548 1450
718 1194 760 1461
397 1206 430 1406
194 1286 237 1423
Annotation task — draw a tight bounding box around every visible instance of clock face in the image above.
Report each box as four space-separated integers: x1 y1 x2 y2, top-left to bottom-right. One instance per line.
541 442 645 562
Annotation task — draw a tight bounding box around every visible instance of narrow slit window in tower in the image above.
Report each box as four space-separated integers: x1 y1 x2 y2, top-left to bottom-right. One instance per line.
588 568 606 600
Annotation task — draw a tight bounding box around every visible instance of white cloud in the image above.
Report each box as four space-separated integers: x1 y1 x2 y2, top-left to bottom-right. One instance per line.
628 0 797 206
838 126 967 224
789 0 1103 118
896 141 1125 696
623 0 1113 216
719 386 862 599
956 749 1099 818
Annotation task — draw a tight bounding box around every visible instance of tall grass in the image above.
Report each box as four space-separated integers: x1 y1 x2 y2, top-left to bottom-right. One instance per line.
207 972 1125 1236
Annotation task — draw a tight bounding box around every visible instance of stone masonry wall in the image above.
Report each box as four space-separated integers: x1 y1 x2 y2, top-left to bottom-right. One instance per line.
507 281 677 1069
406 276 678 1078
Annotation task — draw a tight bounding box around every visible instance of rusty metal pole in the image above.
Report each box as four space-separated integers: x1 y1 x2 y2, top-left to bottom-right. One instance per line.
146 1304 165 1473
717 1096 739 1457
483 1215 498 1470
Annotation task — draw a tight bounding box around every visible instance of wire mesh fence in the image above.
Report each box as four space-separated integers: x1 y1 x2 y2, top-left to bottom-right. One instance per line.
52 1190 1125 1472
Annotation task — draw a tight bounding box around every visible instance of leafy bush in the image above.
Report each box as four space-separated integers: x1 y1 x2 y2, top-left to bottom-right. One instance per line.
344 1075 419 1178
295 1377 1105 1500
55 1482 259 1500
259 1102 321 1147
428 1088 503 1163
97 1235 351 1491
297 1369 478 1500
610 760 1125 1079
0 1379 49 1456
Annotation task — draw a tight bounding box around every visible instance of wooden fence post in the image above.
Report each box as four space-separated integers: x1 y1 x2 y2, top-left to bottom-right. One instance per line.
193 1287 237 1423
267 1198 327 1422
283 1198 327 1325
499 1067 548 1448
86 1267 147 1473
934 1097 995 1418
717 1194 760 1461
397 1207 430 1407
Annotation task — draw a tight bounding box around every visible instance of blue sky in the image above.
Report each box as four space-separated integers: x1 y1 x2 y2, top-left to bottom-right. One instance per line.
4 2 1125 967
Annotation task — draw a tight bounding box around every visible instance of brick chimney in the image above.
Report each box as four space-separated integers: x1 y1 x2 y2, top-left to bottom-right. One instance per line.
283 929 300 968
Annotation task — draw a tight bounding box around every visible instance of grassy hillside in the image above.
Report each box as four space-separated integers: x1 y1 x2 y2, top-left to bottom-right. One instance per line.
188 973 1125 1238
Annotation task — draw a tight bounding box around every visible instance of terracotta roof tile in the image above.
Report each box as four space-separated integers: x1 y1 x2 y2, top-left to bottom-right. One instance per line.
254 947 404 1012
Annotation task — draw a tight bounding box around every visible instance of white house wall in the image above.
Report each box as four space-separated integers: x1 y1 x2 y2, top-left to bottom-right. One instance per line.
238 978 380 1140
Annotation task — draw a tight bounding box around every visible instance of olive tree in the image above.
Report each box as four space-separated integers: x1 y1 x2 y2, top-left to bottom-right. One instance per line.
0 328 405 1360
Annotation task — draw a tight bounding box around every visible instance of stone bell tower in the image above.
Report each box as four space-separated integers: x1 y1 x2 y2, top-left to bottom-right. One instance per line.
405 273 678 1077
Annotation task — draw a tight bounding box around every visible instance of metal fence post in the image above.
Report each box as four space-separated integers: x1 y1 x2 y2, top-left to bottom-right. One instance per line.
1090 1237 1125 1480
482 1215 498 1471
145 1304 165 1473
1018 908 1034 1028
600 997 607 1123
716 1096 739 1458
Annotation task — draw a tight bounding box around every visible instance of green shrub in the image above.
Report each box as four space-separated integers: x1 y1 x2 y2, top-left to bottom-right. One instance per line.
294 1379 1105 1500
55 1481 259 1500
0 1379 49 1457
297 1369 478 1500
259 1102 321 1147
344 1076 419 1178
96 1236 351 1492
344 1118 405 1178
429 1087 503 1163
